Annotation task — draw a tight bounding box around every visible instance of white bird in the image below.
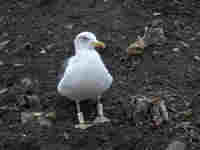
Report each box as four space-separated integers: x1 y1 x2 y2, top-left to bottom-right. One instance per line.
57 32 113 129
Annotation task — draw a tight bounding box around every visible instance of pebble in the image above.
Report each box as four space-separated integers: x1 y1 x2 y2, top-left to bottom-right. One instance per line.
160 100 169 121
46 43 55 50
21 111 52 127
38 117 52 127
21 112 33 124
152 50 163 57
0 40 10 51
0 60 4 66
179 41 190 48
23 42 32 50
13 64 24 67
194 119 200 127
0 16 4 23
21 78 32 88
0 88 8 95
166 141 186 150
172 48 180 52
153 12 161 16
63 132 70 140
197 32 200 36
194 55 200 61
64 24 74 30
40 49 46 54
2 32 8 37
189 37 196 41
26 95 41 109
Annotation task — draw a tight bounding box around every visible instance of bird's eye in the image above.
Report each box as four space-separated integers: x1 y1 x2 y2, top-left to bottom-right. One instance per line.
81 37 89 41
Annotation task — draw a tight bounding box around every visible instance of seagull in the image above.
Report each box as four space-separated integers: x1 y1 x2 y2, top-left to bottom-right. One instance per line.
57 32 113 129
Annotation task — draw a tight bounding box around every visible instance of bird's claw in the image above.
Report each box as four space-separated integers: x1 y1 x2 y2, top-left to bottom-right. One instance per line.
75 123 93 130
93 116 110 124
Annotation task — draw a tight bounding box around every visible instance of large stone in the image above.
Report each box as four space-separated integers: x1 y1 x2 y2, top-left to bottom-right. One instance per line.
166 141 186 150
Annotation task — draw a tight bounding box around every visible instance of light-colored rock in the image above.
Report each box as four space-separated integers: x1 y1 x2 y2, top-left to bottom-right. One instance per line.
172 48 180 52
0 88 8 95
153 12 161 16
194 55 200 61
0 40 10 51
0 60 4 66
166 141 186 150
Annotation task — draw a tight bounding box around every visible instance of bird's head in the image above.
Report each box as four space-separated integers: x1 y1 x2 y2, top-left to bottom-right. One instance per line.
74 32 105 53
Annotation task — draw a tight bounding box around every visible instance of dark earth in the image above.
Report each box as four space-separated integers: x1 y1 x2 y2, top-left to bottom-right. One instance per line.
0 0 200 149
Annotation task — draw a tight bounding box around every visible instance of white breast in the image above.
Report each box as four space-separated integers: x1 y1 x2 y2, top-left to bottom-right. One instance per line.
57 51 113 101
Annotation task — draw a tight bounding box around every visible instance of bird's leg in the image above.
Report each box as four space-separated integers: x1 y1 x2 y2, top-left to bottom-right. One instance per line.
76 101 84 124
93 96 110 124
75 101 93 129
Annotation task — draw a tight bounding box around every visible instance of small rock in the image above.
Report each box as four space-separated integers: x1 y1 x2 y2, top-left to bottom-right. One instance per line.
2 32 8 37
151 19 164 28
125 95 151 123
32 112 43 118
197 32 200 36
166 141 186 150
0 88 8 95
16 1 30 9
21 134 27 137
13 64 24 67
189 37 196 41
160 100 169 121
194 56 200 61
121 35 127 40
21 78 32 88
0 119 3 125
63 132 69 140
23 42 33 50
127 19 166 53
0 60 4 66
64 24 74 30
182 109 192 120
21 111 52 127
38 0 54 6
194 119 200 127
0 16 4 24
126 95 169 126
127 36 145 56
0 40 10 51
21 112 34 124
179 41 190 48
152 50 163 56
45 112 56 120
0 105 18 111
38 117 52 127
47 30 54 35
40 49 46 54
27 95 40 104
153 12 161 16
22 95 41 109
172 48 180 52
147 27 166 45
46 44 55 50
112 19 122 31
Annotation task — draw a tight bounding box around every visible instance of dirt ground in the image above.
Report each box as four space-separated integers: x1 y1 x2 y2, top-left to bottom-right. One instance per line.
0 0 200 149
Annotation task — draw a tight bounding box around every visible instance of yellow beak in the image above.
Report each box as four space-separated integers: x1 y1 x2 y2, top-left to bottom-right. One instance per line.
91 41 106 49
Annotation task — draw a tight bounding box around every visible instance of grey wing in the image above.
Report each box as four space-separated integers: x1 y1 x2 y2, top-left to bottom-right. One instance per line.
57 56 77 80
57 57 70 80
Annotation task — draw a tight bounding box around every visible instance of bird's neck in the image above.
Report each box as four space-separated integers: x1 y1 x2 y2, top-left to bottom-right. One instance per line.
75 48 95 55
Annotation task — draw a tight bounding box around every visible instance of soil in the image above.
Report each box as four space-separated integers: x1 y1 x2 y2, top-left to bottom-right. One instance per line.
0 0 200 150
